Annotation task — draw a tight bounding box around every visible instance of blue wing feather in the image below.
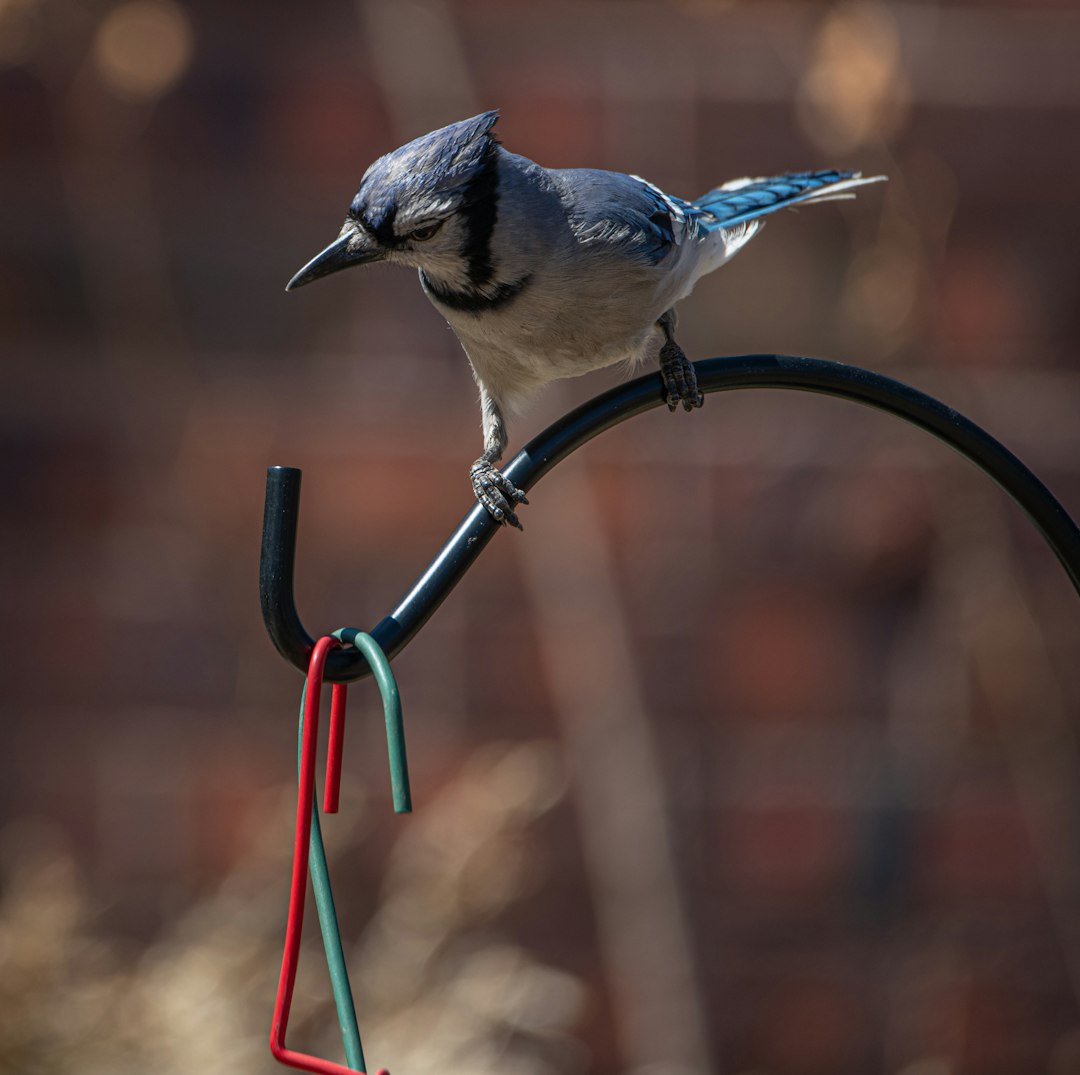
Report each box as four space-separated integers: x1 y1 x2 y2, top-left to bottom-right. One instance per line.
550 168 702 265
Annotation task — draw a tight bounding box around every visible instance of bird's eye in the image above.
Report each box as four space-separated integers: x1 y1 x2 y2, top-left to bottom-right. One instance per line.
409 221 443 242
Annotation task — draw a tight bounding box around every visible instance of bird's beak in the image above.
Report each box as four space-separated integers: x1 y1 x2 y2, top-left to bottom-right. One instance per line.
285 227 383 291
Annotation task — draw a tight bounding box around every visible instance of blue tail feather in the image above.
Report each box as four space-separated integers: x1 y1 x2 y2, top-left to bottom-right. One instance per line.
693 169 874 230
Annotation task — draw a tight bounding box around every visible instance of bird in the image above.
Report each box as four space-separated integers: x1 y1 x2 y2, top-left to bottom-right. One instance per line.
287 110 885 529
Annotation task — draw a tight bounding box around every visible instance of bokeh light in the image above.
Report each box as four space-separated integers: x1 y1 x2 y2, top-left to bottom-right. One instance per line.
0 0 40 67
92 0 193 102
797 1 911 153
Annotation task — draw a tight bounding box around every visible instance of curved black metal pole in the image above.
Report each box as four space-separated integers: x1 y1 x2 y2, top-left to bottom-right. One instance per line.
261 354 1080 682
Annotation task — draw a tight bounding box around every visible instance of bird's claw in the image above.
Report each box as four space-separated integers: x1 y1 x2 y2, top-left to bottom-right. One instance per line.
471 458 529 530
660 343 705 412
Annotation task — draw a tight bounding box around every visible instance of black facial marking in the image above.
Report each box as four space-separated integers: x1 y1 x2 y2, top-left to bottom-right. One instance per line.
370 206 398 245
420 271 532 314
351 199 398 246
417 140 529 313
458 145 500 290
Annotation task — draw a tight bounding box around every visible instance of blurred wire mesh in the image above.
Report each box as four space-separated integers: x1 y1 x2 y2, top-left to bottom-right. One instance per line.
3 1 1080 1073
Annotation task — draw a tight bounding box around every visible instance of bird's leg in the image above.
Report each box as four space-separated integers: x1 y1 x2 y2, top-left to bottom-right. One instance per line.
470 385 529 529
657 308 704 412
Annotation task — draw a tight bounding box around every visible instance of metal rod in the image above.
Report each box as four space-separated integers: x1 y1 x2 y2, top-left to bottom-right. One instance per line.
260 354 1080 682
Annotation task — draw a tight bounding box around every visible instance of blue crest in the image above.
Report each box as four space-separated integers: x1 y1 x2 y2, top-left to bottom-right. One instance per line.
350 111 500 235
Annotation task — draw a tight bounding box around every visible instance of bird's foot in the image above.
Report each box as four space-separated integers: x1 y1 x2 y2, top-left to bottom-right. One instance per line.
659 342 705 412
471 458 529 530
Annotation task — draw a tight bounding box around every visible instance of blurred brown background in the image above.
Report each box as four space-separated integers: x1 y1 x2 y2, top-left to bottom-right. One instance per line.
4 1 1080 1073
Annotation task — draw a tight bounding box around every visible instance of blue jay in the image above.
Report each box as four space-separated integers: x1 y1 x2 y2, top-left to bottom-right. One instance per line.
287 110 885 528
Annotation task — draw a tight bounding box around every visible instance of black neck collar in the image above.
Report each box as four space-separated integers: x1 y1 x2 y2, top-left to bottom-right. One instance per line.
420 270 532 314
